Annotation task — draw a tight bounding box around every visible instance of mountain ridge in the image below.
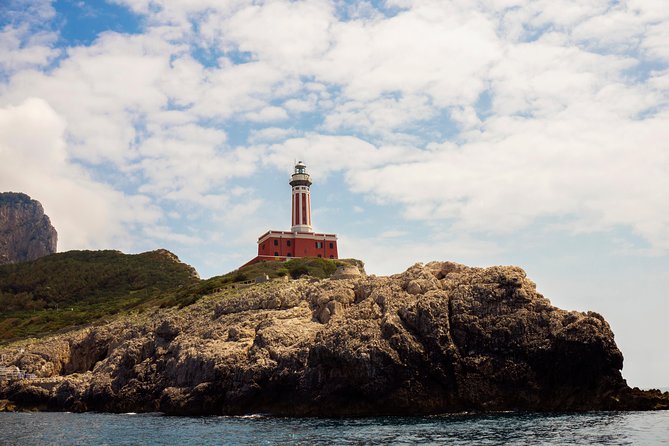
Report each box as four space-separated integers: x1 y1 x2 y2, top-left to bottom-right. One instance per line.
0 192 57 265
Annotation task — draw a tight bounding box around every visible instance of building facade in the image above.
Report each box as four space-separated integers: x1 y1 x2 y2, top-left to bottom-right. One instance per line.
242 162 339 267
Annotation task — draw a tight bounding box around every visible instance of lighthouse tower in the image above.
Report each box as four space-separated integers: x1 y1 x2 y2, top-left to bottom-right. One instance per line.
242 161 339 266
290 161 313 233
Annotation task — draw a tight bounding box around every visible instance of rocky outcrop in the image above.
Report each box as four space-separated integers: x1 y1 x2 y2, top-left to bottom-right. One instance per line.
0 192 57 264
331 265 363 280
0 261 667 415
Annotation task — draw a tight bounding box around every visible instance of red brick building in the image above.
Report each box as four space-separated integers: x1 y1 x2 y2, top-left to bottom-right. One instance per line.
242 162 338 267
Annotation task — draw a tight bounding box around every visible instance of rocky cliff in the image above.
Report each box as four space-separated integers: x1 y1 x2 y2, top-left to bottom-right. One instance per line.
1 261 667 415
0 192 57 265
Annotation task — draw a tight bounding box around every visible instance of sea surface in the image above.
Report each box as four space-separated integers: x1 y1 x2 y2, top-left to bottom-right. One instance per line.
1 411 668 445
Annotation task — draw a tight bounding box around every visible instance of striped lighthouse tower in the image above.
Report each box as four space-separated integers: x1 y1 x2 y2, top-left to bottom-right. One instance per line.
290 161 313 233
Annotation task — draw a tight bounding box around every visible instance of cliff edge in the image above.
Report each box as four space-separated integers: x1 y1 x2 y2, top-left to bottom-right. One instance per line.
1 261 667 415
0 192 57 265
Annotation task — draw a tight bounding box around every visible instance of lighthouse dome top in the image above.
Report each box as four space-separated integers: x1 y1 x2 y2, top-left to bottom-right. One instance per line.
290 161 312 187
294 161 307 174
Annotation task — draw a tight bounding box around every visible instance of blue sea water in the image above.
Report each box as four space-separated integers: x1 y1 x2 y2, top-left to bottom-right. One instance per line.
1 411 668 445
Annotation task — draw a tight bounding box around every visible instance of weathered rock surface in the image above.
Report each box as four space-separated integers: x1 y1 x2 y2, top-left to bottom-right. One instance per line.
0 192 57 265
1 262 667 415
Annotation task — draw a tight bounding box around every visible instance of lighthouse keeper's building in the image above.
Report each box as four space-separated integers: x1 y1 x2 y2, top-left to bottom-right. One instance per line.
242 162 338 267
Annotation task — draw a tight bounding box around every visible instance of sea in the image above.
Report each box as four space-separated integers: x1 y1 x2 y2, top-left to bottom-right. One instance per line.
1 411 668 445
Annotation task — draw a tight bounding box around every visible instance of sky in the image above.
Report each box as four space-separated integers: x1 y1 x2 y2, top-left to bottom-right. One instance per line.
1 0 668 388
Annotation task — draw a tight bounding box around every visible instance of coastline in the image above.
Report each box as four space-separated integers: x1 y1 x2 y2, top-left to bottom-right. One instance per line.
2 261 669 415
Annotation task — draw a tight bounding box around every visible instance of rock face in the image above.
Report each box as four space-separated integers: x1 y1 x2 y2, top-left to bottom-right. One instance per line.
0 192 57 265
0 261 667 415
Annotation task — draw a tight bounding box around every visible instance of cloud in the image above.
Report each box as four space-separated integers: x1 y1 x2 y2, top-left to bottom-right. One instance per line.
315 5 500 105
214 0 334 67
248 127 298 143
2 0 669 262
379 230 407 238
2 31 177 165
354 107 669 248
0 24 58 74
0 0 58 75
244 106 289 123
322 94 437 136
262 134 425 179
342 233 502 276
0 98 161 251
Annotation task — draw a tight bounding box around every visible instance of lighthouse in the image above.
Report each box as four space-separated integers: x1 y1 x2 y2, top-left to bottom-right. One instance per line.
290 161 313 233
242 162 339 267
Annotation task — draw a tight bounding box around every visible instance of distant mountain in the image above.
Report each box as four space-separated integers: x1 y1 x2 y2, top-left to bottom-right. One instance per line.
0 192 57 265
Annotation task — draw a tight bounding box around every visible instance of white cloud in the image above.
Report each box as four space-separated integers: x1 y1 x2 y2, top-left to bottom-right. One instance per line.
379 230 407 238
189 61 290 119
244 105 289 123
353 107 669 249
215 0 334 68
643 21 669 62
2 31 176 165
1 0 58 74
142 225 204 245
2 0 669 260
0 98 161 251
323 94 436 136
342 233 502 276
262 134 425 179
314 4 500 106
0 24 58 74
283 95 319 113
248 127 298 143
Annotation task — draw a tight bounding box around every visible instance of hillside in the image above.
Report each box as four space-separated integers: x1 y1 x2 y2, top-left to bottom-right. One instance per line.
0 252 361 341
0 249 199 340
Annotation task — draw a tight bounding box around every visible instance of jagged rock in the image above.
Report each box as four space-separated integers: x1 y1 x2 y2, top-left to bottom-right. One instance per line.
0 399 17 412
331 265 362 280
0 192 57 264
1 262 667 415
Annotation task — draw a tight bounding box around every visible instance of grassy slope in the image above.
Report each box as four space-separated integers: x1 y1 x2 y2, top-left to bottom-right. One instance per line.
0 253 362 342
0 250 198 340
152 257 364 308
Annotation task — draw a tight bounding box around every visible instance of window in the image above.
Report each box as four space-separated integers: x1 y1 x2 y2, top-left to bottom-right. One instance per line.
274 239 278 246
317 254 322 258
287 240 291 246
329 242 334 249
287 253 292 257
274 252 279 256
329 255 334 259
316 241 323 249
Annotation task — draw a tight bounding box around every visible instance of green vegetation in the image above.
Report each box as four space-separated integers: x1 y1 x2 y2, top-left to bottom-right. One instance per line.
0 252 362 342
153 257 364 309
0 250 198 340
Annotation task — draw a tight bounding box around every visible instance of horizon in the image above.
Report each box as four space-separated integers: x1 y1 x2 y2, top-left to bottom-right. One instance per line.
1 0 667 389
